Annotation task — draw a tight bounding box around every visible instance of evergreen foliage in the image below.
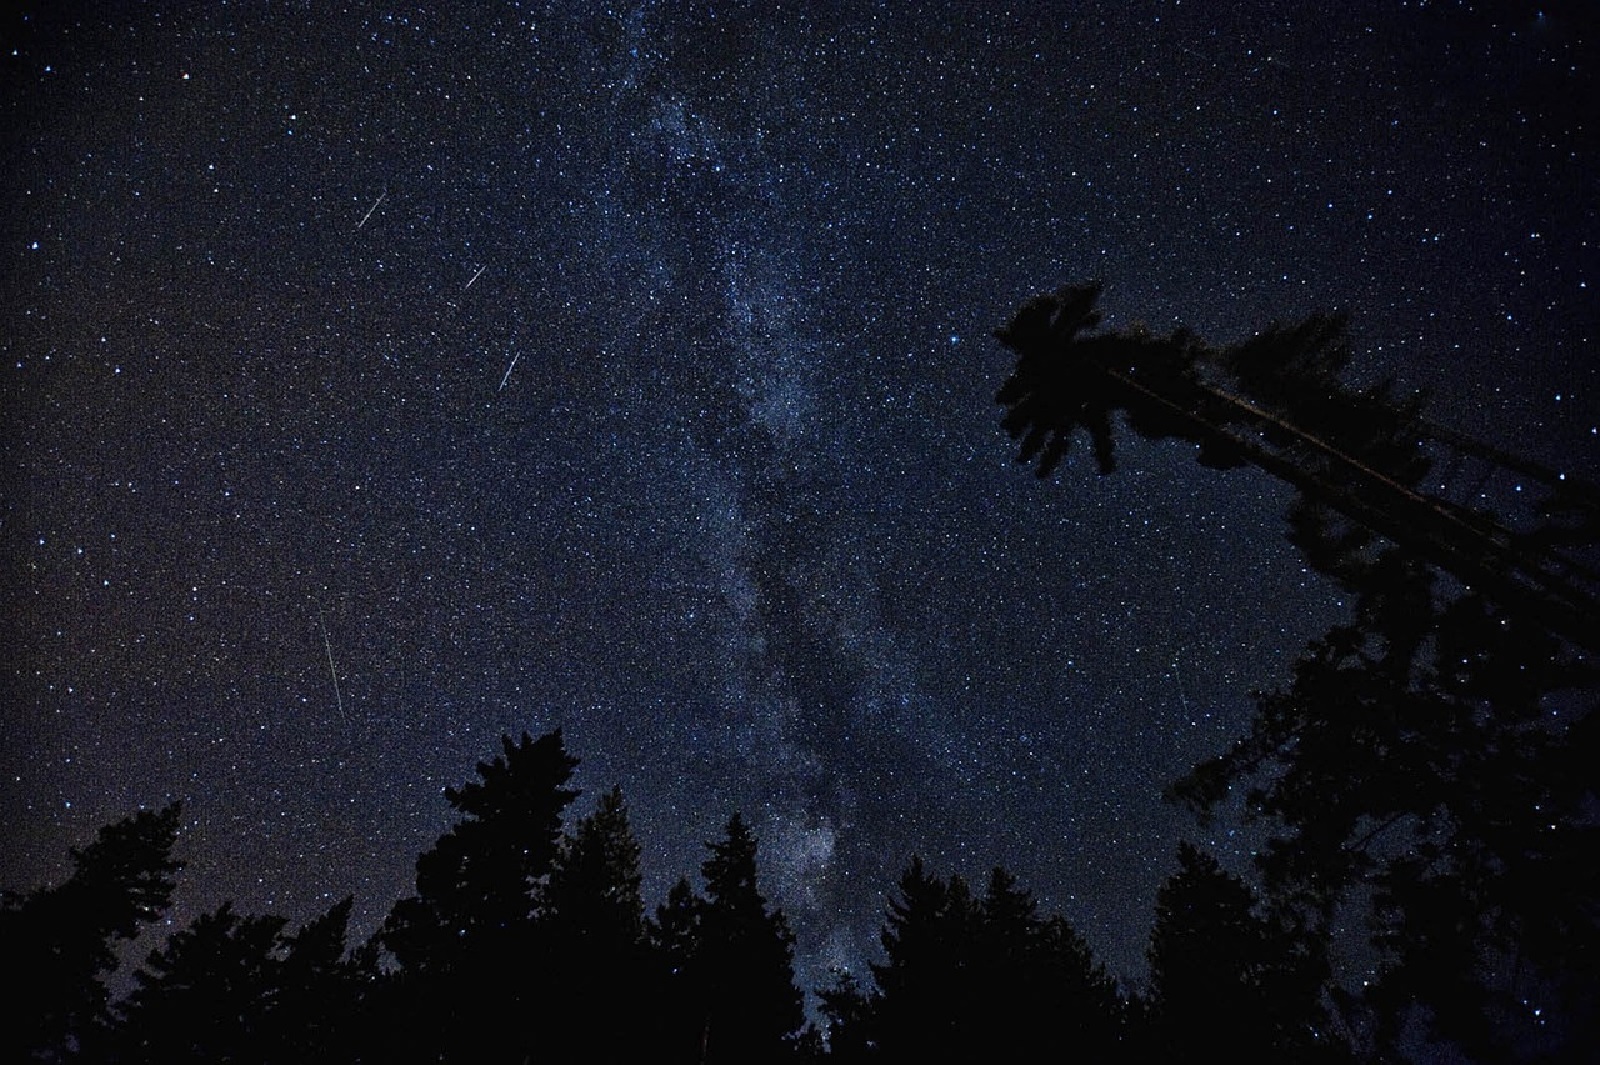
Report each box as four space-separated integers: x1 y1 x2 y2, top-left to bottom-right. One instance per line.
0 803 183 1062
11 267 1599 1065
9 704 1588 1061
103 895 365 1064
653 812 806 1064
1146 843 1346 1064
542 785 653 1063
826 858 1122 1062
374 728 579 1064
997 281 1599 1061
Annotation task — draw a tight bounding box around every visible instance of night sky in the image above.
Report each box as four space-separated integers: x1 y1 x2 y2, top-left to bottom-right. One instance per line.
4 2 1596 1002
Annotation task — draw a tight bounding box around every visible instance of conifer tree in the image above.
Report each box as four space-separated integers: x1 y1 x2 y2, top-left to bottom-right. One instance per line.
702 813 805 1062
651 875 703 975
546 785 645 947
541 785 652 1063
274 896 366 1065
111 902 288 1064
104 895 363 1064
649 874 707 1059
1146 844 1344 1064
996 281 1600 1059
869 858 978 1058
384 731 579 966
816 969 879 1062
865 860 1121 1061
375 729 579 1064
0 803 183 1061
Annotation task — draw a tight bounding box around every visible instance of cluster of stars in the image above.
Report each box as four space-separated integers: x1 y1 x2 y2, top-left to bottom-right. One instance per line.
3 1 1593 1008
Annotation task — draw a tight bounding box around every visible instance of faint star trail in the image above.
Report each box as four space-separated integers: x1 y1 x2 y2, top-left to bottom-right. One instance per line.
318 612 346 726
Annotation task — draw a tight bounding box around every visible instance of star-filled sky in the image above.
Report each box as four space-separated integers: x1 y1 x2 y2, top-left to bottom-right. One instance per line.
4 2 1596 1002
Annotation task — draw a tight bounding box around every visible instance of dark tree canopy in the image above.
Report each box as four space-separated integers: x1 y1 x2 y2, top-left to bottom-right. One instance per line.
1146 843 1346 1064
0 803 183 1062
993 282 1599 650
693 812 806 1064
1172 575 1600 1060
392 729 580 955
546 784 645 946
375 729 580 1064
541 784 656 1064
827 858 1122 1063
996 282 1600 1062
105 895 365 1065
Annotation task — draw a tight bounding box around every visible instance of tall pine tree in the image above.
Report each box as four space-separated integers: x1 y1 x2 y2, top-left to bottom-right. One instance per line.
858 859 1121 1061
541 785 652 1063
868 858 979 1059
654 813 803 1064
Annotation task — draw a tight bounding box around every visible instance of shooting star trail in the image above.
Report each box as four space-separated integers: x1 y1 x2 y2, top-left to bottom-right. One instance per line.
356 190 386 229
318 612 346 724
464 265 486 290
498 353 520 391
1172 649 1193 721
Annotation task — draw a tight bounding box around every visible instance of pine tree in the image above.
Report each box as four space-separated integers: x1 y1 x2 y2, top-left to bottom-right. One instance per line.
541 785 652 1063
375 729 580 1064
688 813 804 1064
111 902 288 1065
996 281 1600 1058
648 874 706 1060
869 858 977 1058
651 875 703 975
1146 843 1345 1064
546 785 645 948
274 896 366 1065
816 969 878 1062
867 860 1121 1061
0 803 183 1061
104 895 365 1065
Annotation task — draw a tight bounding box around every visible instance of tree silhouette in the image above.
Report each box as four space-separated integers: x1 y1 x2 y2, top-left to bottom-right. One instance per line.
816 969 879 1062
651 813 804 1063
843 859 1122 1062
273 896 369 1065
699 813 805 1062
650 874 708 1059
1170 568 1600 1059
375 729 580 1064
546 785 645 951
108 898 360 1065
0 802 183 1062
975 866 1123 1060
384 730 579 964
541 785 654 1063
1146 843 1346 1064
114 903 284 1063
994 282 1600 1060
869 859 983 1059
993 282 1598 650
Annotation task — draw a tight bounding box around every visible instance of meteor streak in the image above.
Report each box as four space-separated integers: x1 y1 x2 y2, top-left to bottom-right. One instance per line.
356 190 386 229
318 613 345 723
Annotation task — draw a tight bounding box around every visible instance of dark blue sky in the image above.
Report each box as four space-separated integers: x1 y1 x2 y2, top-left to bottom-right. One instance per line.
4 1 1595 1000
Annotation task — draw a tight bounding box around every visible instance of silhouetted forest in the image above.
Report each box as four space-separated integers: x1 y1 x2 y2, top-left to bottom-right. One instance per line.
7 730 1355 1064
7 287 1596 1063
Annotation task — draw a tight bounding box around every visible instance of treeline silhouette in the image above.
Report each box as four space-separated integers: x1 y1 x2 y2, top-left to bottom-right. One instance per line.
8 284 1597 1062
6 729 1352 1064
